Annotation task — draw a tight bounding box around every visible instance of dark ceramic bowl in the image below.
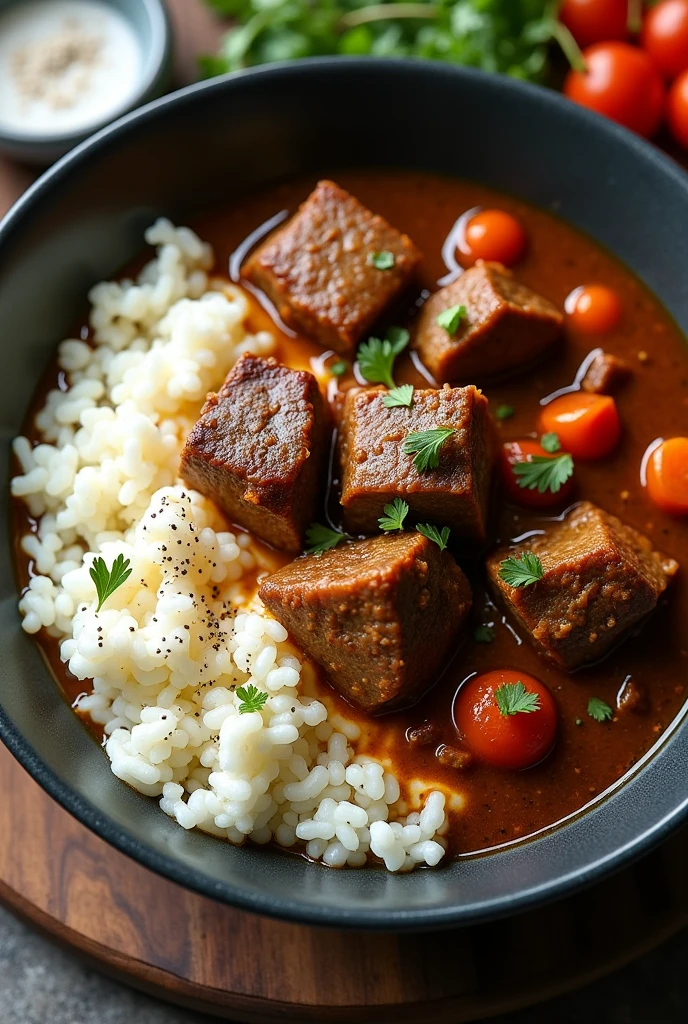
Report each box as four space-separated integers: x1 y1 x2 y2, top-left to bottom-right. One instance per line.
1 59 687 931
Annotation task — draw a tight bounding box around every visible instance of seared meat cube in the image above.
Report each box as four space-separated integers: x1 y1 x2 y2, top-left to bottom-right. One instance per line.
414 262 563 383
582 351 631 394
617 676 648 714
339 384 497 542
180 354 328 553
242 180 422 356
259 532 471 713
487 501 678 670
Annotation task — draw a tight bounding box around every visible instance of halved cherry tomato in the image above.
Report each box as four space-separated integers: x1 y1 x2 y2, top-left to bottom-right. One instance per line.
667 69 688 146
540 392 621 459
566 284 622 334
564 42 665 138
559 0 629 48
500 439 575 509
642 0 688 80
646 437 688 515
455 669 557 771
463 209 527 267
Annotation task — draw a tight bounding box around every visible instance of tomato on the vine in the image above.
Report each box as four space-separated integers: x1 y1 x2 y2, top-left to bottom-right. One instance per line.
559 0 629 48
564 42 665 138
642 0 688 80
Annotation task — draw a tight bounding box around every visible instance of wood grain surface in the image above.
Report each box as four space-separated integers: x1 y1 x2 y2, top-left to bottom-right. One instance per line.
1 3 688 1021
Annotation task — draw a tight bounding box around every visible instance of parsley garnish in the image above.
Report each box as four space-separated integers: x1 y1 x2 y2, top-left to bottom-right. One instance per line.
369 250 395 270
329 359 348 377
378 498 409 532
575 718 584 727
382 384 414 409
513 452 574 494
541 432 561 453
417 523 451 552
495 681 541 717
587 697 613 722
305 523 350 555
474 625 495 643
89 554 132 612
436 303 467 334
236 684 268 715
357 327 409 390
496 404 515 421
498 552 544 588
403 427 454 473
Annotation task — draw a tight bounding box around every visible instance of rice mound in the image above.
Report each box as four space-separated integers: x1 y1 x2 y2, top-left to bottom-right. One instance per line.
11 221 448 871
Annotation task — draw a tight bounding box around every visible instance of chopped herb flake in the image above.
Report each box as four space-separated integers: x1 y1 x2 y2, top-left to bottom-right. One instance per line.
541 431 561 453
378 497 409 532
496 404 515 421
305 523 350 555
436 303 467 334
236 684 269 714
417 522 451 552
329 360 348 377
513 452 574 494
474 625 495 643
403 427 454 473
369 250 395 270
587 697 613 722
495 681 541 717
90 554 132 612
498 551 544 588
382 384 414 408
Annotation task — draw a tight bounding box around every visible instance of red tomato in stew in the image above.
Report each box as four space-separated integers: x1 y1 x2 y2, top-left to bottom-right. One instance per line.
646 437 688 515
463 209 527 266
539 392 621 459
455 670 557 771
563 43 665 138
642 0 688 80
559 0 629 48
500 439 575 509
667 69 688 146
566 284 622 334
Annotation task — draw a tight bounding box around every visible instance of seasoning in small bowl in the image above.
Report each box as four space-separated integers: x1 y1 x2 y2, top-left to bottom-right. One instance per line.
0 0 170 163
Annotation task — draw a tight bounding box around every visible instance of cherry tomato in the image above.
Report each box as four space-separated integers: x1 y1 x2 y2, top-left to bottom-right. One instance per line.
667 69 688 146
566 284 623 334
559 0 629 48
564 42 665 138
646 437 688 515
463 209 527 267
539 392 621 459
642 0 688 79
455 669 557 771
500 439 575 509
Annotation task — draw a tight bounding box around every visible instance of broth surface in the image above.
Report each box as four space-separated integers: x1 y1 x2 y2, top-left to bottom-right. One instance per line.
16 169 688 856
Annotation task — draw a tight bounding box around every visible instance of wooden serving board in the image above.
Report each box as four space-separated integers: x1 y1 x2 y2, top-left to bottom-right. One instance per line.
2 2 688 1020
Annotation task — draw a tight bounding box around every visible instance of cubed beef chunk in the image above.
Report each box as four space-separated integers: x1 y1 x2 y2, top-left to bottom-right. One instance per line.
617 676 648 714
180 354 328 553
339 384 497 542
487 501 678 670
414 262 563 383
242 180 422 356
259 532 471 713
581 351 631 394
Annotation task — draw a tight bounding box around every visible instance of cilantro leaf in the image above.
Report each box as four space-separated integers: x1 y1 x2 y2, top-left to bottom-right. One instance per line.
417 522 451 552
474 625 495 643
236 683 269 715
587 697 614 723
382 384 414 408
89 553 132 612
403 427 454 473
329 359 348 377
541 432 561 453
378 498 409 532
496 404 515 421
357 328 409 390
495 681 541 717
513 452 574 494
498 551 544 588
436 303 466 334
369 250 395 270
305 523 350 555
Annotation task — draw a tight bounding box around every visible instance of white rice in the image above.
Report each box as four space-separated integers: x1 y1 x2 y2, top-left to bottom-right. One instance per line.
11 220 448 871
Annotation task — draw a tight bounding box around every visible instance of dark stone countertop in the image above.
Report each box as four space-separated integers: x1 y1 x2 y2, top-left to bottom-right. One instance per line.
0 902 685 1024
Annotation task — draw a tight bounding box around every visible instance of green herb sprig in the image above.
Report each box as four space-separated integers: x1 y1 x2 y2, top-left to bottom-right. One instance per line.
382 384 414 409
417 522 451 552
305 523 350 555
587 697 613 723
495 681 541 717
498 551 544 588
513 451 574 494
378 498 409 532
236 684 269 714
369 250 395 269
436 303 466 334
89 554 132 612
357 327 409 390
403 427 454 473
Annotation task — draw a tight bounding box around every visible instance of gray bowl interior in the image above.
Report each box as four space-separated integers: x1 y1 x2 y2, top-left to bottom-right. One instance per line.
1 59 687 930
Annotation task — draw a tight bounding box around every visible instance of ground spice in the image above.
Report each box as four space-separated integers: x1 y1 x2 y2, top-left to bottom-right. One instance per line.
10 18 103 111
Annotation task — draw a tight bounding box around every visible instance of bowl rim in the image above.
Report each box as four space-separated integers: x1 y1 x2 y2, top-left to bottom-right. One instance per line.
0 0 172 146
1 56 688 931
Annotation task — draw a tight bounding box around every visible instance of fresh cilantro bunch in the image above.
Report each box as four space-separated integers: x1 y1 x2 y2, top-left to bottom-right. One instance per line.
201 1 568 83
